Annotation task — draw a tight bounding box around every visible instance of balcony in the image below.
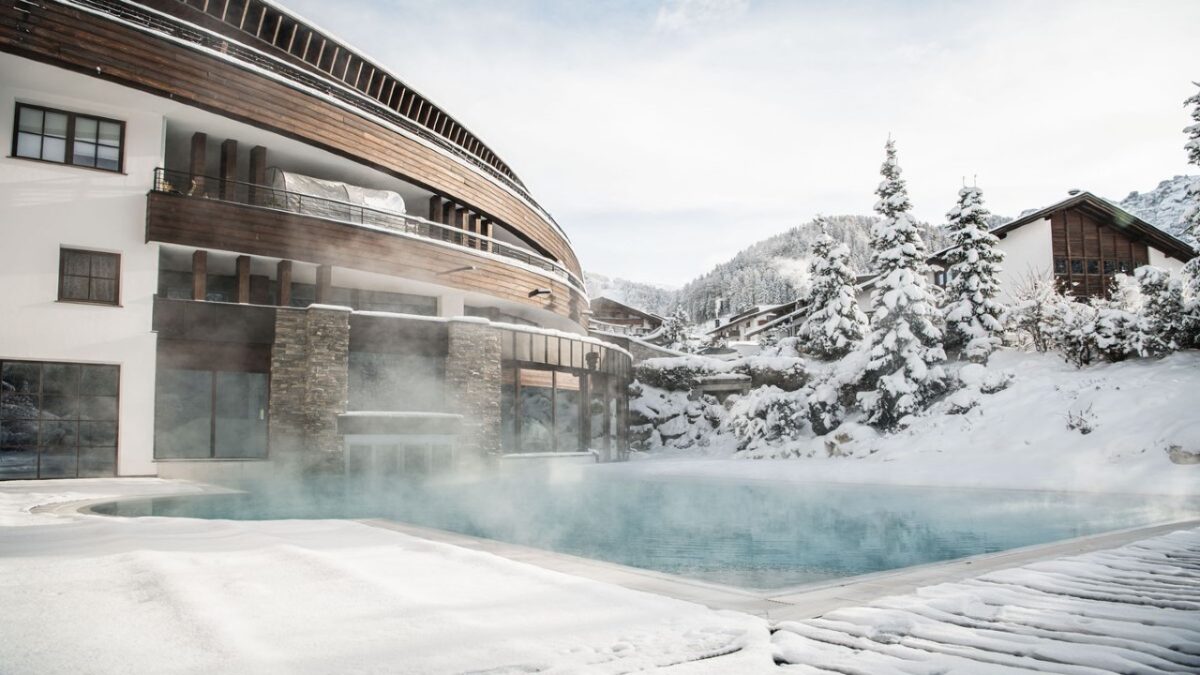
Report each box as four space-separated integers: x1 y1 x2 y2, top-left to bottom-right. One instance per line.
146 169 589 324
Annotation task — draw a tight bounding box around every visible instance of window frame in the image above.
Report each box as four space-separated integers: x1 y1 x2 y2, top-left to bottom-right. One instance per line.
11 102 126 173
58 248 122 307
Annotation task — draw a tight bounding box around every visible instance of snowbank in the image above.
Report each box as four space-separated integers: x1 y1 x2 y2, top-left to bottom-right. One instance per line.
622 350 1200 496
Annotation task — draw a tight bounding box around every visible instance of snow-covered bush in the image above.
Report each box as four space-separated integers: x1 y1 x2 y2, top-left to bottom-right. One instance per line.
729 355 807 391
803 381 844 435
796 221 868 359
726 386 806 451
1066 404 1097 435
1055 300 1098 368
1134 265 1187 356
1091 305 1141 362
941 185 1006 363
633 356 710 391
628 382 726 451
658 309 692 352
1007 272 1064 352
857 139 947 429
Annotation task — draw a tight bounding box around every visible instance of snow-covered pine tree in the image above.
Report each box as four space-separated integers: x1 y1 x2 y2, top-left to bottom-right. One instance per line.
1134 266 1186 356
1183 258 1200 349
796 218 868 359
857 139 947 429
1184 82 1200 239
941 185 1006 363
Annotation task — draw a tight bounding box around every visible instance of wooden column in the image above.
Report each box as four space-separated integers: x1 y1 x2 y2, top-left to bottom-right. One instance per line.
235 255 251 304
479 218 492 252
219 139 238 200
189 132 207 195
276 260 293 307
191 250 207 301
454 206 469 246
316 264 332 304
467 213 479 249
248 145 267 205
428 195 442 223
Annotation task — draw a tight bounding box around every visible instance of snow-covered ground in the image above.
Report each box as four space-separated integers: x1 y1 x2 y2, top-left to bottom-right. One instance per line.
0 478 767 674
629 350 1200 496
2 479 1198 673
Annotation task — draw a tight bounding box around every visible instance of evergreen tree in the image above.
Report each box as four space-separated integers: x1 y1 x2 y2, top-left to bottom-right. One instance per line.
1134 266 1186 355
797 218 867 359
857 139 947 429
941 185 1006 363
1184 82 1200 239
1183 258 1200 349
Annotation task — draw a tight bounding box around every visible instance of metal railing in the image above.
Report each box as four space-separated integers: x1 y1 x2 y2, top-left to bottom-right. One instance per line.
151 168 585 291
59 0 535 202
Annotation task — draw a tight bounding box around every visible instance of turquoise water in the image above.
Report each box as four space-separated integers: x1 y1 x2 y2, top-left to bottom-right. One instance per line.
92 472 1196 589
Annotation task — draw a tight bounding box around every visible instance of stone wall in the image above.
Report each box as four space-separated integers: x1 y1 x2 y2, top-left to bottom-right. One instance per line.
268 305 351 469
444 319 502 459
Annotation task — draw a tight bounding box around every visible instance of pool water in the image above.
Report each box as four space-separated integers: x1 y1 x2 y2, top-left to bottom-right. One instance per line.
92 472 1197 589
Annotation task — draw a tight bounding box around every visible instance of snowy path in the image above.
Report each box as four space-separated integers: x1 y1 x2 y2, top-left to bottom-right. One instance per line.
771 528 1200 673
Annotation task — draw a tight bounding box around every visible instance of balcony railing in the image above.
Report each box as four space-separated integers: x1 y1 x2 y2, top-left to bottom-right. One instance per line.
61 0 534 203
151 168 585 291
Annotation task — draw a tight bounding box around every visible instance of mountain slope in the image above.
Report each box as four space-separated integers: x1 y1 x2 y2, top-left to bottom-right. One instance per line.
1118 175 1198 244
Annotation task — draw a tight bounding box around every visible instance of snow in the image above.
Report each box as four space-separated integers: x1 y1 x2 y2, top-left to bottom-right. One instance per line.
0 478 766 674
624 349 1200 496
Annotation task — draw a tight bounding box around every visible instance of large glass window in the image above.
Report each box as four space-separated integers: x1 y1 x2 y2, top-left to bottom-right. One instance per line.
554 372 581 452
348 351 443 412
59 248 120 305
154 369 268 459
518 369 554 453
0 361 118 480
13 103 124 172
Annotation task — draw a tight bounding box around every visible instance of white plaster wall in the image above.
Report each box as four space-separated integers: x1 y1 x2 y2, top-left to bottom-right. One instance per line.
995 218 1054 302
1148 248 1186 275
0 54 163 476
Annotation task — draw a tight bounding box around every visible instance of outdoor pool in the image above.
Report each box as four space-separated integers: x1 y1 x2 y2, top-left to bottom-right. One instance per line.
91 471 1197 589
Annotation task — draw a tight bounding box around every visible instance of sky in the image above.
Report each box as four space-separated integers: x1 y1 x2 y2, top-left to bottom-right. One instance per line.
287 0 1200 287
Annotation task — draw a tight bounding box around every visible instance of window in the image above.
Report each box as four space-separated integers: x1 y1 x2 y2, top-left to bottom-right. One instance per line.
154 368 268 460
13 103 125 172
59 248 120 305
0 360 119 480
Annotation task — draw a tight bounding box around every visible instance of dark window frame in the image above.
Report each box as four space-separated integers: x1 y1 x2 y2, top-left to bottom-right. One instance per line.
58 248 121 306
11 102 126 173
0 359 120 480
153 367 271 461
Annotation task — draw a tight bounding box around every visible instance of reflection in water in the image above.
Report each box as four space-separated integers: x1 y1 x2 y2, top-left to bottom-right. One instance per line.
93 474 1197 589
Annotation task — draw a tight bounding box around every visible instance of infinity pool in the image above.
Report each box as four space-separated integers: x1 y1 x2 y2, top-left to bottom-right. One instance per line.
92 471 1196 589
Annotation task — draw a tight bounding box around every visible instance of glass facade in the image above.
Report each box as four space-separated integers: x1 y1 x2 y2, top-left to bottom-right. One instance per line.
500 365 626 457
0 360 119 480
154 368 268 459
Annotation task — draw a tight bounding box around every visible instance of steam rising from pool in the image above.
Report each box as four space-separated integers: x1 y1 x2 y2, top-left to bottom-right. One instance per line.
92 467 1200 589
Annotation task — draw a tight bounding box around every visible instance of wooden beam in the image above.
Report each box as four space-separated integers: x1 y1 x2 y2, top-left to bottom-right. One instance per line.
192 250 207 301
248 145 267 205
219 139 237 200
236 255 251 304
276 260 293 307
455 206 469 246
189 132 206 195
428 195 442 223
316 264 332 304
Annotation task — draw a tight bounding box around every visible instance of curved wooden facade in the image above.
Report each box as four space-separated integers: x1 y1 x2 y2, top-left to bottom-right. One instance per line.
0 0 583 281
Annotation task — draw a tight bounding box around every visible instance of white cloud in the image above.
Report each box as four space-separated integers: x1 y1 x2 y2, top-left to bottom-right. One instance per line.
286 0 1200 286
654 0 750 33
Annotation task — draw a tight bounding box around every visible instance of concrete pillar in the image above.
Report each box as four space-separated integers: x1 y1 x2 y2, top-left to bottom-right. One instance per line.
438 292 465 318
445 320 502 459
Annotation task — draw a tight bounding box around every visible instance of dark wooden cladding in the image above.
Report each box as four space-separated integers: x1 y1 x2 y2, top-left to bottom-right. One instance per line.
1051 206 1149 299
146 192 587 323
0 0 581 277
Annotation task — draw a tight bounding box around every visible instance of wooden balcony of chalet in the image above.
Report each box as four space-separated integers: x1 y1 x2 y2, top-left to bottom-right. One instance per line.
145 168 588 322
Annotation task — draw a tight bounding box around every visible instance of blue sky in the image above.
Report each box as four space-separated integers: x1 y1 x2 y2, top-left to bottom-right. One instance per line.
287 0 1200 286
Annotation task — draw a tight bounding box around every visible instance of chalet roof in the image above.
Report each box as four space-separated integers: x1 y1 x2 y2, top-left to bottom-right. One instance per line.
744 300 812 338
931 191 1197 264
589 296 663 323
858 191 1198 291
706 300 799 335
